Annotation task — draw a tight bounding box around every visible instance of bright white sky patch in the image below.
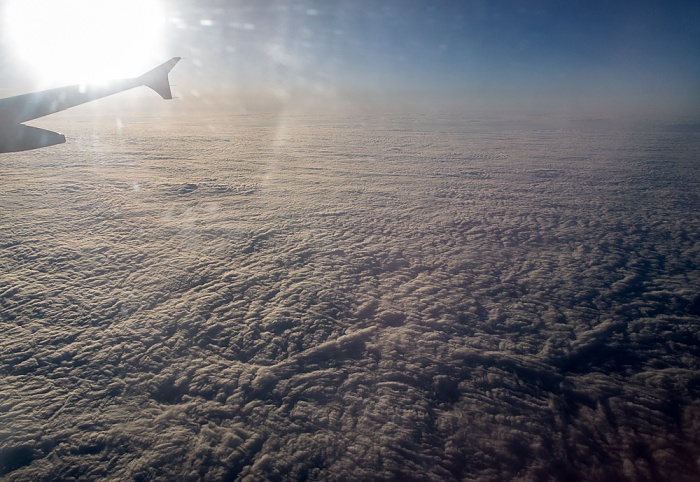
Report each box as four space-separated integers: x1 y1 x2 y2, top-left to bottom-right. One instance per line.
5 0 165 85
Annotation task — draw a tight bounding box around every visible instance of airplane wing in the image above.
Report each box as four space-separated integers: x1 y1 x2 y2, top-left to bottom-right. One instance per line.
0 57 180 153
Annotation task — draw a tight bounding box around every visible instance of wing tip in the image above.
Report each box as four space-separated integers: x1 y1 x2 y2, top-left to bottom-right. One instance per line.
140 57 181 100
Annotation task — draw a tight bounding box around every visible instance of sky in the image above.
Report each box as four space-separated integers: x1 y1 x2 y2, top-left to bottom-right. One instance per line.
167 0 700 117
1 0 699 119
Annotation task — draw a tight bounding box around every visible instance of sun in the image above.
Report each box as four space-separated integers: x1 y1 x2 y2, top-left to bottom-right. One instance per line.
4 0 166 85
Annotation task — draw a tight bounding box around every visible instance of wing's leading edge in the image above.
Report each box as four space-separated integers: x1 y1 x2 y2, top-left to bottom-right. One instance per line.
0 57 181 153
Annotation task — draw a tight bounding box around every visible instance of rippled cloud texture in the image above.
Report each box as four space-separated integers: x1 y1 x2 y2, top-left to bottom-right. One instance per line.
2 116 700 480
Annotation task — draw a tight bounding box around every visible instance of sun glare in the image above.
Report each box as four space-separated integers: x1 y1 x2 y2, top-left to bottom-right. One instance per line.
5 0 166 85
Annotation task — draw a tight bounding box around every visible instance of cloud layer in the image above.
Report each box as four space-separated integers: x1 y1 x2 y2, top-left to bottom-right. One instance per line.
1 117 700 480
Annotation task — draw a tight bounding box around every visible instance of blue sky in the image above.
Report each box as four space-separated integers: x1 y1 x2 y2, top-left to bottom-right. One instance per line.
1 0 699 119
160 0 699 118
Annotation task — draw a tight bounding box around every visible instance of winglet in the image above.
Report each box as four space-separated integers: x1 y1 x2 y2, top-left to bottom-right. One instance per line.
138 57 181 100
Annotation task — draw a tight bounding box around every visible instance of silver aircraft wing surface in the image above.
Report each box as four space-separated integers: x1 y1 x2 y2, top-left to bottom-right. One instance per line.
0 57 180 153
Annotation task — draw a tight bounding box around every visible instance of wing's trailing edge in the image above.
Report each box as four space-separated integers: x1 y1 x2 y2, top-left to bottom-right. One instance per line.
0 57 181 153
